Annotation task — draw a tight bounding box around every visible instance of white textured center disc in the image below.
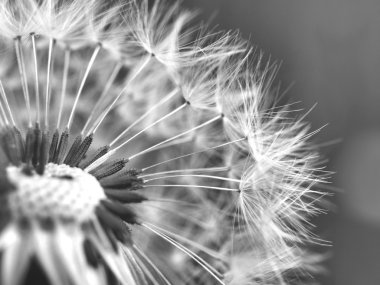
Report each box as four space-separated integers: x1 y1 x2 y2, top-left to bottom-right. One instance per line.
7 163 106 223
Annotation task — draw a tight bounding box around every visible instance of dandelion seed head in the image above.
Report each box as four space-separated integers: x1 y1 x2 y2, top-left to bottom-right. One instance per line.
0 0 329 284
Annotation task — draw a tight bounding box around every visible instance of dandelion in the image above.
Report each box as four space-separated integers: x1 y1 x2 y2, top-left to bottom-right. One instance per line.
0 0 328 284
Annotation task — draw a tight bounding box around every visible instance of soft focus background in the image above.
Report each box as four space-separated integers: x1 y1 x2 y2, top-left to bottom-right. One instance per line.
183 1 380 284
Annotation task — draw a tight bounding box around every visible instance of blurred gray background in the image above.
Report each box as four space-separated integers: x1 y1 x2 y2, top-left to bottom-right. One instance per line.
182 1 380 284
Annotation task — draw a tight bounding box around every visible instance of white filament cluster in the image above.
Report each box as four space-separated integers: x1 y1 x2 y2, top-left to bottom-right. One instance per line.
6 163 105 222
0 0 328 284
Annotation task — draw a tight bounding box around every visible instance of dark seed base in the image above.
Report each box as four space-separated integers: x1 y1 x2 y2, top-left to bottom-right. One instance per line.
0 123 147 271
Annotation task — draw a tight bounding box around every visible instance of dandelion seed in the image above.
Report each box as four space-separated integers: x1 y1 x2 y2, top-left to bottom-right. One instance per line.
0 0 329 284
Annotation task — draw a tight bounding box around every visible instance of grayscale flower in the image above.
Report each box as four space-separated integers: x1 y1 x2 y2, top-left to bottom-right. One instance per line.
0 1 329 284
